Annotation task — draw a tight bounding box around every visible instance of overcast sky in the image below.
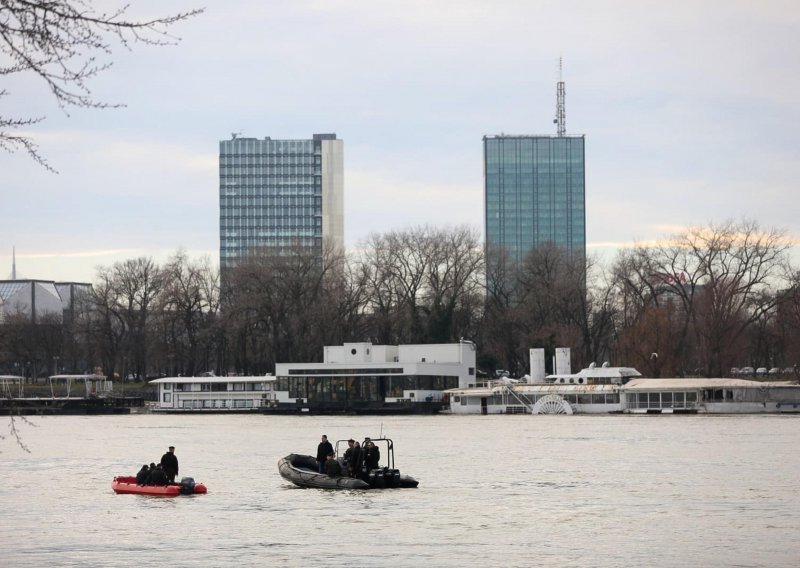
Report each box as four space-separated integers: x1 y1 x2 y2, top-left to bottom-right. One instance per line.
2 0 798 283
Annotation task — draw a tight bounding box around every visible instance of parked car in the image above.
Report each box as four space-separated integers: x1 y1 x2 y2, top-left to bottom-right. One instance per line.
730 367 740 376
768 367 781 376
784 367 797 376
740 366 755 376
755 367 768 376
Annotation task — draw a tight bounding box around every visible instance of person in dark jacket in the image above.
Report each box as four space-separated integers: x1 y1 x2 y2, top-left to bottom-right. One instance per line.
347 441 362 477
160 446 179 483
364 440 380 470
324 452 342 477
316 435 334 473
135 464 150 485
146 464 168 486
343 439 355 462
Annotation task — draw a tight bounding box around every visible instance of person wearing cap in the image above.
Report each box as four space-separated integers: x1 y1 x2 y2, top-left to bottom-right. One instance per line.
160 446 179 483
324 452 342 477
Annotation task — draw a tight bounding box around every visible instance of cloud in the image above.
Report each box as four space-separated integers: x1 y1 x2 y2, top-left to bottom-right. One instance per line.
345 168 482 246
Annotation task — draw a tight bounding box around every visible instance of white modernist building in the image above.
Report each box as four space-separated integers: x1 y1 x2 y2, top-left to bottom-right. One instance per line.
271 341 477 413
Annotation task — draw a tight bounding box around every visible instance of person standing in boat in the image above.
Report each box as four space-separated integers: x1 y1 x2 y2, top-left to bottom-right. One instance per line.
347 441 362 477
343 439 359 477
160 446 179 483
364 440 380 470
316 435 334 473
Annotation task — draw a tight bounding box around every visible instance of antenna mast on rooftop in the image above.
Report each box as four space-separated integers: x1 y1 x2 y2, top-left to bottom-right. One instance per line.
555 58 566 137
12 245 16 280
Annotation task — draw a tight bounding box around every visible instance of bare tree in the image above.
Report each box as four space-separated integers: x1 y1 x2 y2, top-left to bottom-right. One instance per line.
0 0 202 168
359 225 484 345
613 220 793 376
225 243 360 373
154 251 220 376
424 226 484 342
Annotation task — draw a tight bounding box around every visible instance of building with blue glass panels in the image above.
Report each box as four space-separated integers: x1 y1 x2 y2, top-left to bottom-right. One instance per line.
219 134 344 270
483 135 585 265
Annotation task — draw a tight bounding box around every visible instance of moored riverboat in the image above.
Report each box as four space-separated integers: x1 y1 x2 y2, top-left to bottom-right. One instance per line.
149 374 276 412
446 371 800 415
0 374 142 415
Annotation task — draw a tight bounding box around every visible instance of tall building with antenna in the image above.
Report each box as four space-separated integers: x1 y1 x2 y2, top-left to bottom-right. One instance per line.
483 65 585 269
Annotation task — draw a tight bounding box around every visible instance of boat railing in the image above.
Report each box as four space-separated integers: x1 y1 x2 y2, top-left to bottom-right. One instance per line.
490 382 535 413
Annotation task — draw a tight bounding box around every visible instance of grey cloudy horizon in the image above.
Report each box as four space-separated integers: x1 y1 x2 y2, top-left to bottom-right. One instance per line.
2 0 798 282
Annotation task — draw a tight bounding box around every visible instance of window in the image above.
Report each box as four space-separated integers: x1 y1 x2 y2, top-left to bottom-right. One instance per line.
163 393 172 403
164 383 171 391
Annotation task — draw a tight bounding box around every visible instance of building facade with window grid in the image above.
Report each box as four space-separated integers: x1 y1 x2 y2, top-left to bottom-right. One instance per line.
484 135 585 265
219 133 344 270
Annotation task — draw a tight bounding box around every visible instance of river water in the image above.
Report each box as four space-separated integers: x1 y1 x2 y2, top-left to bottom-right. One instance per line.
1 414 798 567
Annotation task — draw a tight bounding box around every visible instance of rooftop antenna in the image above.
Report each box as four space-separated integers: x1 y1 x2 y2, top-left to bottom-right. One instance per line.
11 245 16 280
554 58 566 137
231 131 243 140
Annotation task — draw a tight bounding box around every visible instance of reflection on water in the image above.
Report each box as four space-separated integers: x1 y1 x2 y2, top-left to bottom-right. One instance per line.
1 414 799 567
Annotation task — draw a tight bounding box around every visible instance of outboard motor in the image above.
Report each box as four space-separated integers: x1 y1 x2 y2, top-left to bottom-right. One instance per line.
179 477 196 495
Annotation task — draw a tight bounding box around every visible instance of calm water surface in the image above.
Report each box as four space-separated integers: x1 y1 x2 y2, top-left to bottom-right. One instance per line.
1 414 798 567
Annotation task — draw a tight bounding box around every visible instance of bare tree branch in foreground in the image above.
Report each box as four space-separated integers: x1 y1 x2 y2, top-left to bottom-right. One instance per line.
0 0 203 169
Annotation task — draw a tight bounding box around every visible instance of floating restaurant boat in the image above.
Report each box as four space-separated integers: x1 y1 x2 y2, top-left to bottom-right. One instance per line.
446 374 800 415
445 348 800 415
149 374 276 413
278 438 419 490
111 476 207 496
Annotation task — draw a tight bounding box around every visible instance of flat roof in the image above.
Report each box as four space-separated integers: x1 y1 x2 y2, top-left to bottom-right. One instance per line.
624 378 796 390
150 376 275 384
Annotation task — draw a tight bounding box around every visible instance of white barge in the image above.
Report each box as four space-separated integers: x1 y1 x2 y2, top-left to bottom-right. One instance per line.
149 375 276 412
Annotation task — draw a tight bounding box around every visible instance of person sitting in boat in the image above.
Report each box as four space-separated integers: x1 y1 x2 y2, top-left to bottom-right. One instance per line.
145 464 169 486
364 440 380 470
325 452 342 477
135 464 150 485
316 435 334 474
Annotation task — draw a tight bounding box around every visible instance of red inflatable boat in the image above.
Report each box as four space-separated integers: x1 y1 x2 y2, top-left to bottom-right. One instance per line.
111 476 207 496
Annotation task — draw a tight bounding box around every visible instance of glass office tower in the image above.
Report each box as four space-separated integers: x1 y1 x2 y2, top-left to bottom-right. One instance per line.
219 134 344 270
484 135 585 265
